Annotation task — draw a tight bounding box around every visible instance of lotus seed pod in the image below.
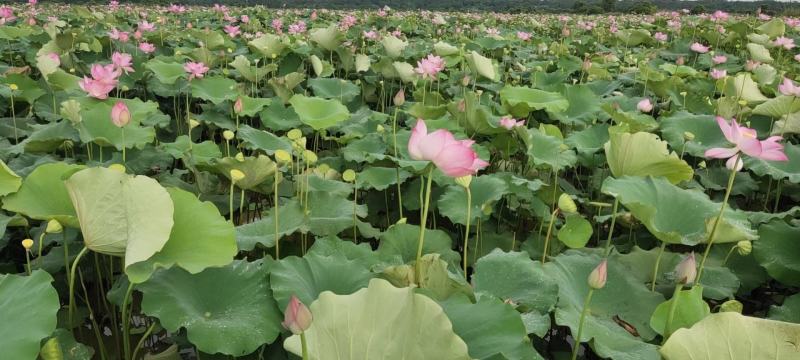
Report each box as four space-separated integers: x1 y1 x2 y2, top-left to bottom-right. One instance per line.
235 152 245 162
683 131 695 141
675 253 697 285
376 124 385 133
736 240 752 256
720 299 743 313
455 175 472 189
223 130 235 140
108 164 126 173
287 129 302 140
22 238 34 250
9 84 18 90
342 169 356 182
189 119 200 129
588 259 607 290
275 149 291 164
558 193 577 214
303 150 318 164
737 99 748 107
230 169 246 183
45 219 63 234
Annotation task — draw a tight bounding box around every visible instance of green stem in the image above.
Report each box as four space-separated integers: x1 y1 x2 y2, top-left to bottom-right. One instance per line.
541 208 560 263
651 242 667 291
238 189 246 224
37 231 46 266
414 166 434 281
63 231 70 286
25 250 31 275
353 187 358 243
131 321 157 360
68 246 89 331
121 127 126 165
300 332 309 360
663 284 683 343
603 198 620 257
121 281 135 360
697 155 739 282
274 171 280 259
462 188 472 275
722 245 738 266
229 181 235 223
570 289 595 360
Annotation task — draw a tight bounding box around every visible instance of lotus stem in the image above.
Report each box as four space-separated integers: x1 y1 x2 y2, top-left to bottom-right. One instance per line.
68 246 90 332
238 189 245 223
300 332 309 360
131 321 157 360
697 155 739 282
462 187 472 275
570 289 595 360
662 284 683 343
651 242 667 291
63 231 70 286
541 208 559 263
24 249 31 276
602 198 620 256
415 166 434 281
229 181 235 223
121 281 135 360
121 127 126 165
37 231 46 266
274 170 280 259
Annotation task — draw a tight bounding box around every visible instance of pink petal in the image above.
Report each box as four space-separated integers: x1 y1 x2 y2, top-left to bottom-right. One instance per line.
716 116 734 143
704 147 738 159
417 129 453 161
407 119 427 160
738 137 763 157
726 156 744 171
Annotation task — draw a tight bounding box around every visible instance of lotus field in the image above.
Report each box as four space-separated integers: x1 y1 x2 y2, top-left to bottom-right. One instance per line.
2 2 800 359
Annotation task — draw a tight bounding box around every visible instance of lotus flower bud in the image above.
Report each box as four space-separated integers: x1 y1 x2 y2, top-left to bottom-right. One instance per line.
455 175 472 189
22 238 34 250
223 130 235 140
462 75 471 87
189 119 200 130
235 152 245 162
683 131 695 141
342 169 356 182
275 149 291 164
45 219 63 234
282 295 312 335
111 101 131 128
736 241 752 256
230 169 246 183
393 89 405 106
588 259 607 290
558 194 577 214
234 97 243 114
287 129 302 140
675 253 697 285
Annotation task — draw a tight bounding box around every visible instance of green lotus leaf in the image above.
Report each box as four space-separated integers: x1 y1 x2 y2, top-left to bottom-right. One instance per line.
545 250 663 360
558 213 593 249
160 136 221 166
500 86 569 118
604 131 694 184
74 97 160 150
126 187 237 284
465 51 496 81
382 35 408 58
213 155 277 191
42 328 95 360
0 270 60 360
602 176 757 245
145 59 186 85
236 199 304 251
308 78 360 103
724 73 768 103
752 95 800 118
522 127 577 171
65 167 174 269
190 76 239 105
753 220 800 287
2 162 84 227
649 285 710 336
236 125 291 155
438 175 509 226
392 61 417 83
354 53 371 72
247 33 287 57
768 293 800 323
288 94 350 130
434 41 460 56
269 253 374 309
660 312 800 360
0 74 45 103
0 159 21 196
744 143 800 183
283 278 471 360
235 96 271 117
377 223 460 265
660 112 727 158
138 260 282 356
309 25 343 51
757 18 786 38
356 166 412 191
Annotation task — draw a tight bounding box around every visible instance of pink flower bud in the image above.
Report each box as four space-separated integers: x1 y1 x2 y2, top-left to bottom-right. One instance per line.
637 98 653 113
234 97 244 114
393 89 405 106
282 295 312 335
675 253 697 285
588 259 607 289
111 101 130 128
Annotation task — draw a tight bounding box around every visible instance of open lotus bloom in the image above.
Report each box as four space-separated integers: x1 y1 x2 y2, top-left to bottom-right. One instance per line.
704 116 788 171
408 119 489 177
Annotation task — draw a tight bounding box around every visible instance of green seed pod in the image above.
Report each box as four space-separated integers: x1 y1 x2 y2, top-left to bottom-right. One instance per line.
558 194 577 214
720 299 743 313
736 240 752 256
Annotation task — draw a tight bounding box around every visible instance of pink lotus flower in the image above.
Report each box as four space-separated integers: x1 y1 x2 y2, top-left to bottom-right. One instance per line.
654 32 668 42
282 295 312 335
690 42 710 53
363 30 378 40
705 117 788 171
745 60 761 71
712 55 727 64
796 54 800 62
111 52 134 74
516 31 531 41
138 20 155 32
139 42 156 54
28 0 37 5
408 119 489 177
499 117 525 130
415 54 445 79
778 77 800 97
710 68 727 80
47 52 60 66
111 101 130 128
241 15 250 23
774 36 796 50
184 62 209 80
108 28 130 43
637 98 653 113
271 19 283 34
224 25 240 38
0 6 16 23
339 14 356 30
79 78 116 100
288 21 306 35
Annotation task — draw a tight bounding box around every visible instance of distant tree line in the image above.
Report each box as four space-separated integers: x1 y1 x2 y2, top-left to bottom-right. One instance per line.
25 0 800 16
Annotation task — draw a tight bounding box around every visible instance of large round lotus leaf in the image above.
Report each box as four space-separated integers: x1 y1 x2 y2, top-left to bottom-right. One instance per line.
753 220 800 287
544 250 663 360
649 285 710 336
236 199 304 251
557 213 594 249
752 95 800 118
550 84 602 125
500 86 569 118
288 94 350 130
465 51 496 81
247 33 287 57
746 43 774 64
283 278 471 360
440 294 544 360
745 143 800 183
74 97 160 150
309 25 343 51
236 125 292 155
660 112 727 158
126 187 237 283
438 175 509 226
724 73 768 103
212 155 277 191
145 60 186 85
0 159 21 196
2 162 84 227
138 260 282 356
660 312 800 360
377 223 461 265
269 253 374 310
472 249 558 316
190 76 239 105
0 270 60 360
65 167 174 269
356 166 412 191
307 78 361 103
602 176 757 245
768 293 800 323
382 35 408 58
522 127 578 171
604 131 694 184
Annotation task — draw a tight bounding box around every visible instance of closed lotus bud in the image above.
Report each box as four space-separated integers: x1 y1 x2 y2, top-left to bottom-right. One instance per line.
558 194 577 214
46 219 63 234
683 131 695 141
235 152 245 162
189 119 200 130
282 295 312 335
287 129 302 140
462 75 471 87
393 89 405 106
111 101 131 128
223 130 235 140
230 169 246 183
342 169 356 182
675 253 697 285
720 299 743 313
22 238 34 250
588 259 607 289
455 175 472 189
234 97 243 114
275 149 291 164
736 240 752 256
